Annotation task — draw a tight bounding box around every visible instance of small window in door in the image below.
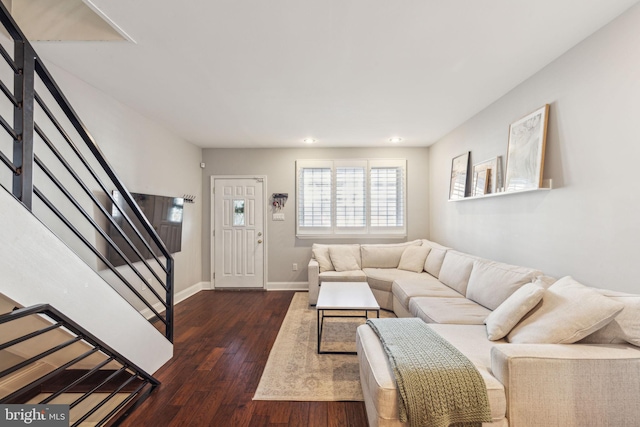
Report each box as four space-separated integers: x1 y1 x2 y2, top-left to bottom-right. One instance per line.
233 200 245 226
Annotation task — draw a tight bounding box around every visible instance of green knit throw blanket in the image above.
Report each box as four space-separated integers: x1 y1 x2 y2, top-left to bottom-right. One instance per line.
366 318 492 427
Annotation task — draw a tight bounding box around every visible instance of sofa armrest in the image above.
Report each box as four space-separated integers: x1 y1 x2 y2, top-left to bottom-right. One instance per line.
308 259 319 305
491 343 640 426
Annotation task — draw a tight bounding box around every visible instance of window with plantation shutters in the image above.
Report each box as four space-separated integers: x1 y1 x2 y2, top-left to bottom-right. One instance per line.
335 162 366 228
297 163 332 228
296 159 406 237
370 165 404 228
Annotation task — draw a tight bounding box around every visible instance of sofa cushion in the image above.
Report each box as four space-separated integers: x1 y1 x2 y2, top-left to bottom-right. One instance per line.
328 245 361 271
363 268 423 293
580 289 640 347
311 244 335 273
507 276 625 344
484 282 545 340
438 251 478 295
466 259 542 310
397 245 431 273
360 241 422 269
356 324 506 424
319 270 368 282
422 239 450 278
409 297 491 325
392 276 464 310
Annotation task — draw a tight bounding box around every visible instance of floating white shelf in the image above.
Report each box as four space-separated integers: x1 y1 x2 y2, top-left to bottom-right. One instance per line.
449 179 553 202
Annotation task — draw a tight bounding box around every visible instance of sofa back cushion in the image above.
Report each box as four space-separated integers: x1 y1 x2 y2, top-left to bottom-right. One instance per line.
421 239 450 278
311 244 335 273
466 259 542 310
438 250 478 295
580 289 640 347
360 240 422 269
328 245 362 271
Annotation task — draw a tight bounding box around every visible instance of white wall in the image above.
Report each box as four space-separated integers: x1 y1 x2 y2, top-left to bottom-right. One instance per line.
201 147 429 286
428 3 640 293
41 61 205 294
0 188 172 373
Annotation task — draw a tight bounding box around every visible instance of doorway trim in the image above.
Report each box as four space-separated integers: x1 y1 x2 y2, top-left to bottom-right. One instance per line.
210 175 268 289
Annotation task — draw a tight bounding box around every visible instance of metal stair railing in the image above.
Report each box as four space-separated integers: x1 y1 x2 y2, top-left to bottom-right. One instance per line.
0 2 174 341
0 304 160 427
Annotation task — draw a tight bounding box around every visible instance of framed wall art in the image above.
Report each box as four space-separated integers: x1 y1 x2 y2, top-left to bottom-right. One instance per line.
449 152 470 200
504 104 550 192
472 156 503 196
473 169 490 197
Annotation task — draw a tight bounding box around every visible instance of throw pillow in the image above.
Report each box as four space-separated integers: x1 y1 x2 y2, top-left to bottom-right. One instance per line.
507 276 624 344
312 246 334 273
329 245 361 272
580 289 640 347
484 282 545 340
398 246 431 273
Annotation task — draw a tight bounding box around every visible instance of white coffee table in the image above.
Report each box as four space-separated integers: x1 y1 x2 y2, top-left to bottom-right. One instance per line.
316 282 380 354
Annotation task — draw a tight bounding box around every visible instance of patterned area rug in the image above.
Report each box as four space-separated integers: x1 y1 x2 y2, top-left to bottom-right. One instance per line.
253 292 395 401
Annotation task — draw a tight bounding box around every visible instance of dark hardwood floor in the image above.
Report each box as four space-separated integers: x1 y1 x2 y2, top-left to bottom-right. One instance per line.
119 290 369 427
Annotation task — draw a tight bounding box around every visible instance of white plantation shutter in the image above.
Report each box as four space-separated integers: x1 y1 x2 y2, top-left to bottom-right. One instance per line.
298 165 332 228
336 164 366 228
296 159 406 237
370 166 404 227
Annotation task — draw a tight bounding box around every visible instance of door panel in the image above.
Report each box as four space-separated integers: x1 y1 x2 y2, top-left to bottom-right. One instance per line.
213 178 265 288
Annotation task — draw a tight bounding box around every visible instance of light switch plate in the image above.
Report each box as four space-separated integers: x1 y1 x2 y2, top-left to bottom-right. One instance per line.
273 213 285 221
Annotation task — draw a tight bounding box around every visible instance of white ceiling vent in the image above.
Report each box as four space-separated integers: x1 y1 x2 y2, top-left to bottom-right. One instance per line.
3 0 133 42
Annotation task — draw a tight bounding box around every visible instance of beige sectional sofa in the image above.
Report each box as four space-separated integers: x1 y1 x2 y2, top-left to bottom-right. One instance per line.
307 239 640 427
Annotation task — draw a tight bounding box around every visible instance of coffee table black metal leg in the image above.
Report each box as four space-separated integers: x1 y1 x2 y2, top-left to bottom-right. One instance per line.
317 309 322 354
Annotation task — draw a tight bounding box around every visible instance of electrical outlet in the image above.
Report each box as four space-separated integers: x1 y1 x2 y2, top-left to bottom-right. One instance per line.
292 263 298 271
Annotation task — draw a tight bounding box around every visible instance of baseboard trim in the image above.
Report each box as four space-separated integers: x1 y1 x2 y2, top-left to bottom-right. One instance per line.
141 281 302 319
266 282 309 291
141 281 210 320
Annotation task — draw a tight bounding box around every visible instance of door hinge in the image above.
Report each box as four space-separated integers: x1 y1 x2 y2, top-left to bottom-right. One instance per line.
212 230 215 236
212 188 215 194
213 273 215 279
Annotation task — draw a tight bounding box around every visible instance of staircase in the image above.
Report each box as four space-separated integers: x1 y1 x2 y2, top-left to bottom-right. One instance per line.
0 299 159 426
0 3 174 424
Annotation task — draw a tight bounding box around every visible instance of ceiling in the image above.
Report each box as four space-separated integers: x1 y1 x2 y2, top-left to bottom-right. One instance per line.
25 0 640 148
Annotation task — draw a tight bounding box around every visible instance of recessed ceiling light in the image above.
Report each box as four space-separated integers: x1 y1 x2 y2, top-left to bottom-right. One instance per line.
303 138 316 144
389 137 403 143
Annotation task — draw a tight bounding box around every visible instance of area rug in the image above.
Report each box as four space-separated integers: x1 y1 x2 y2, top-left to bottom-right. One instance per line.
253 292 394 401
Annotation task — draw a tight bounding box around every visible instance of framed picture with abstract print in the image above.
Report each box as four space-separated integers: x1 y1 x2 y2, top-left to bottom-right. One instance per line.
449 152 470 200
504 104 549 192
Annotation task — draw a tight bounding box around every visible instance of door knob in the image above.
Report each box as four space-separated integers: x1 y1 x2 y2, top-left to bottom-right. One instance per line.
257 239 263 244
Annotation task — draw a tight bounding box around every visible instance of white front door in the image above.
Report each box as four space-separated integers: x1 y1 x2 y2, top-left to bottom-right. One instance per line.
212 177 265 288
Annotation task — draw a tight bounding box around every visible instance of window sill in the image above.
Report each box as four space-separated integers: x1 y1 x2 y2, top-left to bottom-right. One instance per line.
296 234 408 240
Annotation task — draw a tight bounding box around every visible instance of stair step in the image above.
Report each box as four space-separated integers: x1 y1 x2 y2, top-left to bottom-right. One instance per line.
29 393 128 426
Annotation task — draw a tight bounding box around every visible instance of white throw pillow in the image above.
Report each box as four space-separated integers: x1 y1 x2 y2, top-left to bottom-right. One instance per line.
580 290 640 347
328 246 361 272
507 276 625 344
484 282 545 341
312 246 334 273
398 246 431 273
